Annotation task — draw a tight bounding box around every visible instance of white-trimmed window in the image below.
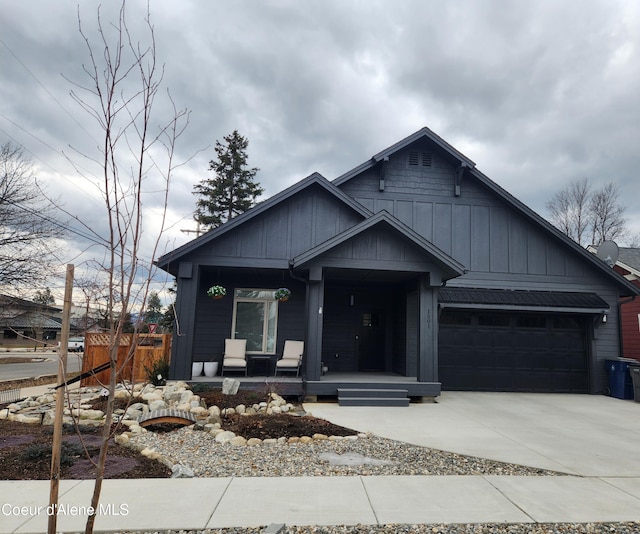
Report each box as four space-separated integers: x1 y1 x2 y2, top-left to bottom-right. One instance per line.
232 289 278 353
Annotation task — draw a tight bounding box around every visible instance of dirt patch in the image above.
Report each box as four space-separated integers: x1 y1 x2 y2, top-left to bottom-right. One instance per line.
221 412 358 440
89 395 145 412
0 420 170 480
197 389 359 439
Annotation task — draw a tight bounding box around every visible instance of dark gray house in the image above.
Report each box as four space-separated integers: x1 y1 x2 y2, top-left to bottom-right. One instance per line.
157 127 639 399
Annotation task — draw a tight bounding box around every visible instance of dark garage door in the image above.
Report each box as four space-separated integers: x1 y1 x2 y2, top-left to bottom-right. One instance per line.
439 310 589 393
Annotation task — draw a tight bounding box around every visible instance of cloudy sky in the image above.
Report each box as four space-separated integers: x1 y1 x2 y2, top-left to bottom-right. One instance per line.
1 0 639 302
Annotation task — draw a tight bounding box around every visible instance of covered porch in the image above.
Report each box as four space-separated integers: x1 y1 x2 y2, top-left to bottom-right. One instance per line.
168 212 465 403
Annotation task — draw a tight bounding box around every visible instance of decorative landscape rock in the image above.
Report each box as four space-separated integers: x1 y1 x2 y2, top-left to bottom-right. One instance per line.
3 380 327 450
318 452 397 466
214 430 236 444
171 464 194 478
222 377 240 395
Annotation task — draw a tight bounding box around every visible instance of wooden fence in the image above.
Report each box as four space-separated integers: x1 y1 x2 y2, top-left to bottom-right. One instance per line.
80 333 171 387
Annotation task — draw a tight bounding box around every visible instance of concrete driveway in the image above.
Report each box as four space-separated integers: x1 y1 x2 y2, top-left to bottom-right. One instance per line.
305 392 640 477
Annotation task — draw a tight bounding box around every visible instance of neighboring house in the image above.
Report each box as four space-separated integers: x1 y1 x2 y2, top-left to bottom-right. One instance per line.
613 248 640 362
157 127 639 397
0 294 62 348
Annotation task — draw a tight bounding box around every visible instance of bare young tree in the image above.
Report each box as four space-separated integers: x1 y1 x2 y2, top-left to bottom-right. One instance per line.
0 142 61 288
63 3 189 532
589 181 627 246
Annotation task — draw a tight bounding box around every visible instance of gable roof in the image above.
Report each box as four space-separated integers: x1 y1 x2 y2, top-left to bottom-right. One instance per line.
333 127 639 298
333 126 476 186
157 172 371 270
291 210 466 281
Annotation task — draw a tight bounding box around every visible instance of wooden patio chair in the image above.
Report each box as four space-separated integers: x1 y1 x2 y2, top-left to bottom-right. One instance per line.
221 338 247 376
274 340 304 377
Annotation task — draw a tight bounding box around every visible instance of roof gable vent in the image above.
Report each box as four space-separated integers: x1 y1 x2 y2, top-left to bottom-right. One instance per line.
408 150 432 167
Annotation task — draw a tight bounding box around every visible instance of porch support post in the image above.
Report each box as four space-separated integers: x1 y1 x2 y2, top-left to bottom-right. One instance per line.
169 262 199 380
417 276 438 382
304 271 324 381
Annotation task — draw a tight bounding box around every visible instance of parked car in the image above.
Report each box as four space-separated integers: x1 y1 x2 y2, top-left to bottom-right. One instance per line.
56 337 85 353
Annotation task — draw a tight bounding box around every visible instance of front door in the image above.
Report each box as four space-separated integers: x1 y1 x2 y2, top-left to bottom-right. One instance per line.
358 310 385 371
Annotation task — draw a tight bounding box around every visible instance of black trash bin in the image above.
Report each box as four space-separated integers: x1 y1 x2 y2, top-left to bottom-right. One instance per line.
606 358 637 399
630 366 640 403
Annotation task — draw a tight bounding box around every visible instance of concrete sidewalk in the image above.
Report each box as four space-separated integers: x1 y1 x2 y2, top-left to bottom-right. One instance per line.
1 392 640 532
2 475 640 532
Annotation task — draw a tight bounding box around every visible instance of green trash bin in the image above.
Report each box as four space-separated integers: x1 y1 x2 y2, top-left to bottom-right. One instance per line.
631 366 640 403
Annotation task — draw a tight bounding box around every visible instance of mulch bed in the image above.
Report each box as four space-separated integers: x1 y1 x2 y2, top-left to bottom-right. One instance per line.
0 420 171 480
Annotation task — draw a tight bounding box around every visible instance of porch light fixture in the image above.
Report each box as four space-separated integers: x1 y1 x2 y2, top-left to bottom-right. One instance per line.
349 294 355 307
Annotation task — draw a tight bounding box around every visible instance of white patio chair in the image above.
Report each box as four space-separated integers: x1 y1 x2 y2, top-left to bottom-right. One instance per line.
221 338 247 376
274 340 304 377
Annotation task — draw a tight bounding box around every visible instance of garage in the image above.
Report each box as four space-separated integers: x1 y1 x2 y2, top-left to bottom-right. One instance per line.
437 288 608 393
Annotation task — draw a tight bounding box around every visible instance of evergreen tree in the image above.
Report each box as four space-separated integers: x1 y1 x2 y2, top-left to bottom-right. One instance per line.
33 287 55 305
143 291 163 326
193 130 263 229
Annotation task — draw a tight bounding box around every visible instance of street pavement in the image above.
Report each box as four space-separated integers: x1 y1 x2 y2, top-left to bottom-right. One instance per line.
0 351 82 382
0 390 639 532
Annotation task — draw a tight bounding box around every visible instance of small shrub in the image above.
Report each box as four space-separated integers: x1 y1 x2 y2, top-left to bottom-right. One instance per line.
145 357 170 386
189 382 215 393
19 442 85 467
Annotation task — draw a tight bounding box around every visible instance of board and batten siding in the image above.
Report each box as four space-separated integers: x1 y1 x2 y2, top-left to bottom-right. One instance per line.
189 185 363 266
339 147 596 282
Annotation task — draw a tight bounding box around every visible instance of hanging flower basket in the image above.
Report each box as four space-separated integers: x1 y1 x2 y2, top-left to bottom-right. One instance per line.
275 287 291 302
207 285 226 299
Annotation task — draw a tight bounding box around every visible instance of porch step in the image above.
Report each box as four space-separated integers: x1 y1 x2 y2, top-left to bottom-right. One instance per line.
337 388 410 407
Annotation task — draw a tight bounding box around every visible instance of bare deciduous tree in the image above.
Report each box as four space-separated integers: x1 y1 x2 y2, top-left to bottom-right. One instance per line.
61 3 189 533
589 182 627 246
545 178 591 246
0 142 61 288
546 178 628 247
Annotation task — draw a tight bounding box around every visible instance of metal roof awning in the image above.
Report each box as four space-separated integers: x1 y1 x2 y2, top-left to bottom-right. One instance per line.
439 287 610 314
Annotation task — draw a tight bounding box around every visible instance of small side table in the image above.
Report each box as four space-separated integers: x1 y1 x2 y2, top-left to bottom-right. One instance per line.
248 354 277 376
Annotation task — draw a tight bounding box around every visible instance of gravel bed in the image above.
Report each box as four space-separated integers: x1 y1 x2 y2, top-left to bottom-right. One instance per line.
117 523 640 533
128 426 560 477
121 427 640 533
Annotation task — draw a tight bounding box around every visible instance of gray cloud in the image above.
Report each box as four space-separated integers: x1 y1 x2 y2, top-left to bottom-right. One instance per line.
1 0 639 299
